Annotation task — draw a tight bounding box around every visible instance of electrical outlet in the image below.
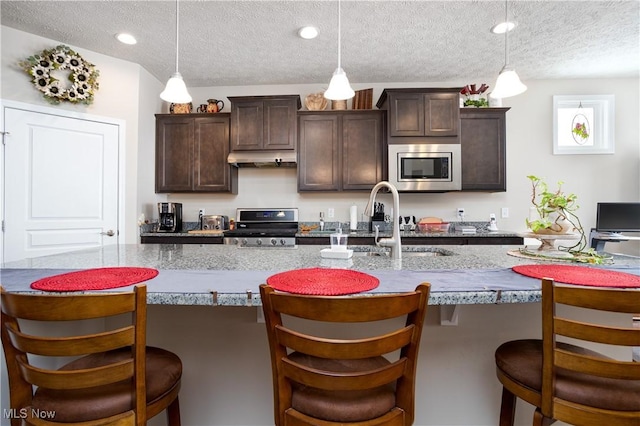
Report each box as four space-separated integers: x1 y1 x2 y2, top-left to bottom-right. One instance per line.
199 209 205 217
328 208 335 218
501 207 509 218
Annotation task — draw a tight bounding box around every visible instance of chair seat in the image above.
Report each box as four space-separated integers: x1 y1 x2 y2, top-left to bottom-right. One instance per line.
32 346 182 423
288 352 396 422
495 339 640 412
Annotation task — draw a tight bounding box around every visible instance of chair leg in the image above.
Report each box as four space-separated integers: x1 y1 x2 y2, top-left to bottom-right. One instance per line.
166 397 181 426
533 408 555 426
499 387 516 426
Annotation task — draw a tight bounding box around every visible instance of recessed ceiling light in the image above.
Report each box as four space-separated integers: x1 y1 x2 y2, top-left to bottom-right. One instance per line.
298 26 319 40
490 21 516 34
116 33 137 45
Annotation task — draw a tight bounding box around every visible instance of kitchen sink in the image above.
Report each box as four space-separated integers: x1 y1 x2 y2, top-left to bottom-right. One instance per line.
351 247 455 257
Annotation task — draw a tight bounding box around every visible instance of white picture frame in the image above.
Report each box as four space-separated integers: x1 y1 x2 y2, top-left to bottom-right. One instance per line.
552 94 615 155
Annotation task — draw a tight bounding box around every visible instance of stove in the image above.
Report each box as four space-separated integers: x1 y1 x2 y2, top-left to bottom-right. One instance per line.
223 208 299 248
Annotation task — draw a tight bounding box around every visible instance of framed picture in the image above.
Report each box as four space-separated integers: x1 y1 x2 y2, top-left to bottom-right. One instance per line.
552 95 615 155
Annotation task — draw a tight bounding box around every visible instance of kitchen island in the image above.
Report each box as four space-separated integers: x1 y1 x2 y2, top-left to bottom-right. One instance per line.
2 244 638 426
3 243 638 306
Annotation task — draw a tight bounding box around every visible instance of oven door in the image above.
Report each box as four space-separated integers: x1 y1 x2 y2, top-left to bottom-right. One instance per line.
389 144 461 192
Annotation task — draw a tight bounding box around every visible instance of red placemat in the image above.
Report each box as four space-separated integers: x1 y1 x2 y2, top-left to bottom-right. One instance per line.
512 264 640 288
267 268 379 295
31 267 159 292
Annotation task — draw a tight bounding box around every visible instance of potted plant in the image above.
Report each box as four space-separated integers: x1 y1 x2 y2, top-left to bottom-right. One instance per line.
526 175 578 234
524 175 609 263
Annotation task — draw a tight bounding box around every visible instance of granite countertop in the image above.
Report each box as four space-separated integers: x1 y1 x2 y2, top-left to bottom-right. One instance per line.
2 244 638 307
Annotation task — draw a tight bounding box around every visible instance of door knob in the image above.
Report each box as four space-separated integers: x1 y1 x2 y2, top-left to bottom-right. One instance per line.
101 230 115 237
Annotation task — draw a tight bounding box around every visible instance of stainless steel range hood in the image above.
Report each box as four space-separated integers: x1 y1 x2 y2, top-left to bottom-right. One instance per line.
227 151 297 168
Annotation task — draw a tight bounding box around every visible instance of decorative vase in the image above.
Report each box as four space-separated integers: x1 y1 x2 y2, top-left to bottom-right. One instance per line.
331 99 347 110
170 103 192 114
305 93 328 111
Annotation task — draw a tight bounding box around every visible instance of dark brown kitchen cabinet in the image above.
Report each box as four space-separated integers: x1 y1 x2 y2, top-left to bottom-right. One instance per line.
376 88 461 140
460 107 510 192
228 95 301 151
298 110 385 191
155 113 237 193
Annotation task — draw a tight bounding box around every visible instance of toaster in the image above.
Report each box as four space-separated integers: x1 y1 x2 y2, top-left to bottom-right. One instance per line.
201 215 229 230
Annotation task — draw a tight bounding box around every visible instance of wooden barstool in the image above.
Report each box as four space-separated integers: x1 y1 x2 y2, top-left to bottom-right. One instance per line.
1 285 182 426
260 283 430 426
495 278 640 426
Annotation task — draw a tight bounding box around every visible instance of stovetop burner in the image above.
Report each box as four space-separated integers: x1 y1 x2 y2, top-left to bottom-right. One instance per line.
223 208 298 248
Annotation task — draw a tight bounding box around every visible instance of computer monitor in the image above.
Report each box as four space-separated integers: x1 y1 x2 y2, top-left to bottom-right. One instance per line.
595 202 640 233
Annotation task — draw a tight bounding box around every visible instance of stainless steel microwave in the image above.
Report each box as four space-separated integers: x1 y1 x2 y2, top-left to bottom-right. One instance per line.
388 144 461 191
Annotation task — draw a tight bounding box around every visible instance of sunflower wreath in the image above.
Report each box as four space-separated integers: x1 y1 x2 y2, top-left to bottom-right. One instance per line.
19 45 100 105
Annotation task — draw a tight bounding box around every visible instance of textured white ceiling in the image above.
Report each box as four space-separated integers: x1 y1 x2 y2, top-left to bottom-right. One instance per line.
2 0 639 89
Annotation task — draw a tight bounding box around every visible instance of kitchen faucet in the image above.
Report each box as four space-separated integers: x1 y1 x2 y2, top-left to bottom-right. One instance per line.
364 181 402 260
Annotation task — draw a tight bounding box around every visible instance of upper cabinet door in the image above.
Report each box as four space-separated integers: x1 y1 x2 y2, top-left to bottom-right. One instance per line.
424 93 459 137
389 93 425 137
342 112 384 190
230 100 264 151
298 114 340 191
156 116 194 192
263 99 298 150
194 116 236 192
460 108 509 192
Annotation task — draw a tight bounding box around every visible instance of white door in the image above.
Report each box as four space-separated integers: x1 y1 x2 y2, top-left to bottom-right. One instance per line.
3 107 120 263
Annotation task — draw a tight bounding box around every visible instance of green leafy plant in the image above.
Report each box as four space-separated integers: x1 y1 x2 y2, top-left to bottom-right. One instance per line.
526 175 578 233
463 98 489 107
572 122 589 140
524 175 609 264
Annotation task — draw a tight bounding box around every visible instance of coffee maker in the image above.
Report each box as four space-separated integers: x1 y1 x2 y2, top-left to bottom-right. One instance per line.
158 202 182 232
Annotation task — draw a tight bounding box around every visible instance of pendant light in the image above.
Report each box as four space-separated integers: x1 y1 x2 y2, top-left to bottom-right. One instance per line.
160 0 192 103
491 0 527 99
324 0 355 101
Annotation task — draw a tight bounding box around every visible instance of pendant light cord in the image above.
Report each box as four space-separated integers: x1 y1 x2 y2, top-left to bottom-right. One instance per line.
337 0 342 69
175 0 180 73
503 0 509 67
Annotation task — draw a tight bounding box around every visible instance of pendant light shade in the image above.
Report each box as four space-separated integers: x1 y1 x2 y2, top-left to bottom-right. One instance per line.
491 0 526 99
325 67 355 100
492 67 527 99
160 0 192 103
160 72 192 103
324 0 354 101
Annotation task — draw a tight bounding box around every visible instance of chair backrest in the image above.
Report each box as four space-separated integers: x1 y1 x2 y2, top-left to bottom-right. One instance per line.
540 278 640 425
1 285 148 426
260 283 430 426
